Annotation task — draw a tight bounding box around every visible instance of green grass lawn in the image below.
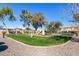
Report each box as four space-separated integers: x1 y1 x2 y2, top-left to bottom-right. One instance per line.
7 34 71 46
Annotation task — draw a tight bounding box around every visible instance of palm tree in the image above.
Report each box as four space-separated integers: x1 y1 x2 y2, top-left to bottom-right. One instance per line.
20 9 31 28
0 6 16 28
20 9 35 37
0 6 16 38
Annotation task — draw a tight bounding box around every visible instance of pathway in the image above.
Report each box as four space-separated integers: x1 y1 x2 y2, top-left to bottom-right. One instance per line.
0 35 79 56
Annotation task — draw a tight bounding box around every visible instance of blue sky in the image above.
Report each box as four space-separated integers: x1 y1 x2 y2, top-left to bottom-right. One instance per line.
0 3 74 29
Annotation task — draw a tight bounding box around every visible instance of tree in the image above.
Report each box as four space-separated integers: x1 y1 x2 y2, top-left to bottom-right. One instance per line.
47 21 62 33
20 9 31 28
63 4 79 25
0 6 16 28
72 12 79 24
62 4 79 36
0 6 16 38
31 13 45 31
20 9 45 31
20 10 45 35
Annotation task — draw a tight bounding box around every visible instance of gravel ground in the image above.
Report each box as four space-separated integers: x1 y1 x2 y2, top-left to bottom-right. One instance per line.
0 35 79 56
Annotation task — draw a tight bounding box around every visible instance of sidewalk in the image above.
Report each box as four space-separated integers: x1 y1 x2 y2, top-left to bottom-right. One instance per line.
0 35 79 56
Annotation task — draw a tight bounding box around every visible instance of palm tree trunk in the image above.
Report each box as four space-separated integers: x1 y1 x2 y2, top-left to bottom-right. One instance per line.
2 21 7 38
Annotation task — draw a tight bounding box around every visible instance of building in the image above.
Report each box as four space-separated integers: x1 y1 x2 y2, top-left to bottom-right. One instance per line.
15 28 24 34
60 26 79 32
0 28 25 35
59 26 79 36
0 28 9 35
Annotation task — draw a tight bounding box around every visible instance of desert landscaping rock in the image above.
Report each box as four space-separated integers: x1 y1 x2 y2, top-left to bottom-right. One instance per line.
0 36 79 56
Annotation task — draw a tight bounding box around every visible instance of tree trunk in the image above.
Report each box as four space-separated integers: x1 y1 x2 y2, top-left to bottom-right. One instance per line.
35 28 38 35
2 21 7 38
3 32 6 38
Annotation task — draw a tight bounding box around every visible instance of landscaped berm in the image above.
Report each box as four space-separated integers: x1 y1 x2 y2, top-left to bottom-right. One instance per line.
7 34 71 46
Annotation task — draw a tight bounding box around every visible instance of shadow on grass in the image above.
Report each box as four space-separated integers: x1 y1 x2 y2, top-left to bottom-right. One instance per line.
0 42 8 52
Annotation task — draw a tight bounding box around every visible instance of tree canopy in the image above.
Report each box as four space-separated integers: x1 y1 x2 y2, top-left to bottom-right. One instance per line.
0 6 16 28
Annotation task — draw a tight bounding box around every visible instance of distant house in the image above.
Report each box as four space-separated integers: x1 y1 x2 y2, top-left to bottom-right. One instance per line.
60 26 79 32
15 28 24 34
8 28 15 33
0 28 25 35
58 26 79 36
